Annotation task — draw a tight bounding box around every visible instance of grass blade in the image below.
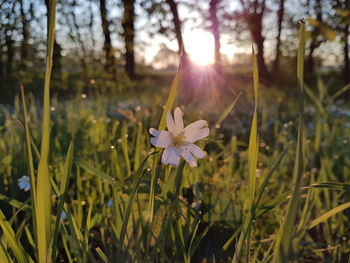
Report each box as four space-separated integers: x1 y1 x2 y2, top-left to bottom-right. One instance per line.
273 20 306 263
119 152 155 247
307 182 350 192
248 45 259 209
0 194 31 212
233 46 259 263
304 84 326 116
51 140 74 261
254 147 289 210
75 159 121 187
95 247 108 263
308 202 350 230
0 210 33 263
158 65 181 130
20 85 37 246
331 84 350 100
0 242 12 263
148 62 181 224
213 92 242 131
36 1 57 262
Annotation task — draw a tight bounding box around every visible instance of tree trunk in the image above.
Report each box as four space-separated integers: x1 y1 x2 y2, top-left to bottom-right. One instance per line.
5 34 14 75
250 13 270 79
306 34 321 84
0 42 3 76
307 42 316 72
306 40 320 85
70 0 89 87
273 0 285 72
52 40 62 75
306 0 322 81
19 0 29 69
99 0 117 80
166 0 184 53
165 0 189 67
122 0 135 79
89 0 98 74
344 24 349 83
315 0 322 21
255 37 269 78
209 0 221 67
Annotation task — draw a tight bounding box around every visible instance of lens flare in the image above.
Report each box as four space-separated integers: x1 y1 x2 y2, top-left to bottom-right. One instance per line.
185 30 215 66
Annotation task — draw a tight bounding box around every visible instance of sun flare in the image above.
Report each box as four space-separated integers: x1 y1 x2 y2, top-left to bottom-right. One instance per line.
184 30 215 66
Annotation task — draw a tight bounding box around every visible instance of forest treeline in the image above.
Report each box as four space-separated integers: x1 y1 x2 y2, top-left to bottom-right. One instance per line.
0 0 349 101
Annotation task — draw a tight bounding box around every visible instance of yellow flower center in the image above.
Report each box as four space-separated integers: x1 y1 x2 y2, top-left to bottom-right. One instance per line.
172 134 184 147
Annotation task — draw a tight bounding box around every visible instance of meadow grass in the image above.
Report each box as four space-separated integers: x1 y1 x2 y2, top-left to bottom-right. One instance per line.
0 10 349 263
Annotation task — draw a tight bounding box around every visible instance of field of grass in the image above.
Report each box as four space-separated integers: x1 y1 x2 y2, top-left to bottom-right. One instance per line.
0 6 350 263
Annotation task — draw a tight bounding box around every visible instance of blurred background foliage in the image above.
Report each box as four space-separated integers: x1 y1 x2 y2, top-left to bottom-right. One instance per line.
0 0 349 104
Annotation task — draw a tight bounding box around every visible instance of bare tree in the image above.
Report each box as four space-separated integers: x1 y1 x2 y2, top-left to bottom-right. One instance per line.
19 0 29 69
273 0 285 72
165 0 184 54
337 0 350 83
5 33 15 75
66 0 89 85
343 21 349 83
238 0 270 79
306 0 323 78
141 0 189 66
99 0 117 80
209 0 221 66
0 0 18 76
165 0 190 67
121 0 135 79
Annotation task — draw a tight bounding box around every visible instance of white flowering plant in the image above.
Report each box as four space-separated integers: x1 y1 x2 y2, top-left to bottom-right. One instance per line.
149 107 209 167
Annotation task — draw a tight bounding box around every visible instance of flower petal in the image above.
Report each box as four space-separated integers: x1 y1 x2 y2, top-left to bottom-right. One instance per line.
167 111 176 134
184 127 209 143
174 107 184 134
184 120 208 138
162 147 180 166
149 128 159 136
161 148 170 164
150 131 171 148
18 176 30 192
181 150 197 167
61 211 67 221
184 143 206 159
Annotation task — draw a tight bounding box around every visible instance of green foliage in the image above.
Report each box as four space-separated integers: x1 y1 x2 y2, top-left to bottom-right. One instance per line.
273 20 306 263
308 18 337 41
233 47 259 263
36 1 57 262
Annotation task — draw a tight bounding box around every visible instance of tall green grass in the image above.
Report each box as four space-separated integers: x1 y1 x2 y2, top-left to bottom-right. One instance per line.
273 20 306 262
36 1 57 262
232 47 259 263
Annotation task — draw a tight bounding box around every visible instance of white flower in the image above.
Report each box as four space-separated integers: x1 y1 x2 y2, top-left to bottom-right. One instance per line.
149 107 209 167
107 199 113 207
18 176 30 192
61 211 67 221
